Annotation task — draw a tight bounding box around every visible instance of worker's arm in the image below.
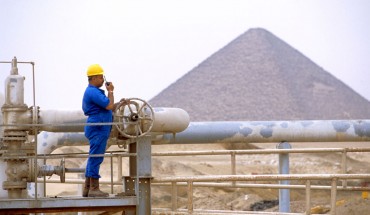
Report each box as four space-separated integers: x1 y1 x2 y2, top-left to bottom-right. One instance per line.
113 98 128 110
105 82 115 110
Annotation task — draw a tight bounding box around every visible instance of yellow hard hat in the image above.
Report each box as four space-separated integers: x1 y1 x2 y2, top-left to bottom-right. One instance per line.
86 64 104 76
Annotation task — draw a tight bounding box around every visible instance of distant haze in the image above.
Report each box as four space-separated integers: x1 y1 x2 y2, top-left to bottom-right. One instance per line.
150 29 370 121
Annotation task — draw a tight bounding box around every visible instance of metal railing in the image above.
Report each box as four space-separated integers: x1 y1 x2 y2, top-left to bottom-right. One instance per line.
150 147 370 215
33 146 369 214
2 143 370 214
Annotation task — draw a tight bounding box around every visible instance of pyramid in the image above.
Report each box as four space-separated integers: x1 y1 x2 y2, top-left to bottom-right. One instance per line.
150 28 370 121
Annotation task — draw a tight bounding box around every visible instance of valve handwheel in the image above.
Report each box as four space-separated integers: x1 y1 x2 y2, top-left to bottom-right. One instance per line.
114 98 155 139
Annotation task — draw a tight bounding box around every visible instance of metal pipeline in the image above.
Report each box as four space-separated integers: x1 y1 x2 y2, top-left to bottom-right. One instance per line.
37 107 189 134
27 132 88 198
157 120 370 144
38 110 86 132
37 132 88 154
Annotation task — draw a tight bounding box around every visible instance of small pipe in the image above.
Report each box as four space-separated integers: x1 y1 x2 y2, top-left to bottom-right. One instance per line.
65 168 85 173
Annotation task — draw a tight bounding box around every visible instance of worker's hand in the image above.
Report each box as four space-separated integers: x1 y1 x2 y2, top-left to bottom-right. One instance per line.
119 98 128 105
106 82 114 92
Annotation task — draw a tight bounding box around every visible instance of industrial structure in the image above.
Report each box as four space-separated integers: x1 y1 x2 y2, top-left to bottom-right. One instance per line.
1 57 370 214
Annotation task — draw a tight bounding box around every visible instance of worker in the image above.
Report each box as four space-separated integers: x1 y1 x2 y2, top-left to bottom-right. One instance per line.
82 64 125 197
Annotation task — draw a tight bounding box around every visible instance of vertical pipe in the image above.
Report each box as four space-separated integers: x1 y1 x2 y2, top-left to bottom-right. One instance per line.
341 149 347 188
43 157 46 197
31 62 38 201
171 182 178 212
118 155 123 181
110 153 114 194
277 141 291 213
231 152 236 186
330 178 338 215
188 180 193 213
305 180 311 215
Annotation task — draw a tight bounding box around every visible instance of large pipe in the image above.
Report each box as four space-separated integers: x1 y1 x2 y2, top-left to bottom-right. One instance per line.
158 120 370 144
37 132 88 155
38 107 189 134
38 110 86 132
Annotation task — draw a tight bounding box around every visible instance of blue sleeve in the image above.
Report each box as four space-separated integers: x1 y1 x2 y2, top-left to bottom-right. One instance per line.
91 88 110 108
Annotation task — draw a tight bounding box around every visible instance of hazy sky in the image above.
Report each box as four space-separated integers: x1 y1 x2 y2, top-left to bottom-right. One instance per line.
1 0 369 110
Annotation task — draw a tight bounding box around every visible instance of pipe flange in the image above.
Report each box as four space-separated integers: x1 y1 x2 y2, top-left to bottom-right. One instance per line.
60 158 66 183
3 130 28 142
1 105 29 112
2 180 27 190
2 152 27 162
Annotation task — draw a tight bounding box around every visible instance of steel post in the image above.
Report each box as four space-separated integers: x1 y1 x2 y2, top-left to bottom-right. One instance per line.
171 182 178 211
277 141 291 213
128 136 152 215
306 180 311 215
330 178 338 215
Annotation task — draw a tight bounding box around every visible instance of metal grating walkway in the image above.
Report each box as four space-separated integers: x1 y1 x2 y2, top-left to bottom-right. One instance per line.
0 195 137 214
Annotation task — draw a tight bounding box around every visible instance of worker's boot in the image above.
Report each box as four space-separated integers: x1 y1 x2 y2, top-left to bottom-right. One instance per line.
82 177 90 197
88 177 109 197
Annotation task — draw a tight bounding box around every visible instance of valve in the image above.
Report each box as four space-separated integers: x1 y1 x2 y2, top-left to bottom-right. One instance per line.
114 98 155 139
37 158 85 183
38 159 66 182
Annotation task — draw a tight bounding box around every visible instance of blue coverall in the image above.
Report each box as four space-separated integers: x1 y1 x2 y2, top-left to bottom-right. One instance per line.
82 84 112 178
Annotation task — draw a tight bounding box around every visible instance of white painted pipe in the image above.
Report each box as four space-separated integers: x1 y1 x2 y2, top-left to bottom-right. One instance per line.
37 107 190 134
38 110 86 132
152 107 190 133
159 120 370 144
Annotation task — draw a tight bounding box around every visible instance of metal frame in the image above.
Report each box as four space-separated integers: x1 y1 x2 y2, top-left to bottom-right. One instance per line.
0 196 136 214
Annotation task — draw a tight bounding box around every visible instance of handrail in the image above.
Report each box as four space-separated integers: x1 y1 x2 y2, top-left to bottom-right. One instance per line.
153 174 370 182
153 174 370 215
152 147 370 156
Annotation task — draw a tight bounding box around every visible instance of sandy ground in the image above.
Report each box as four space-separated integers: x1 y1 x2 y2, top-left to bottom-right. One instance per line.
46 141 370 214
